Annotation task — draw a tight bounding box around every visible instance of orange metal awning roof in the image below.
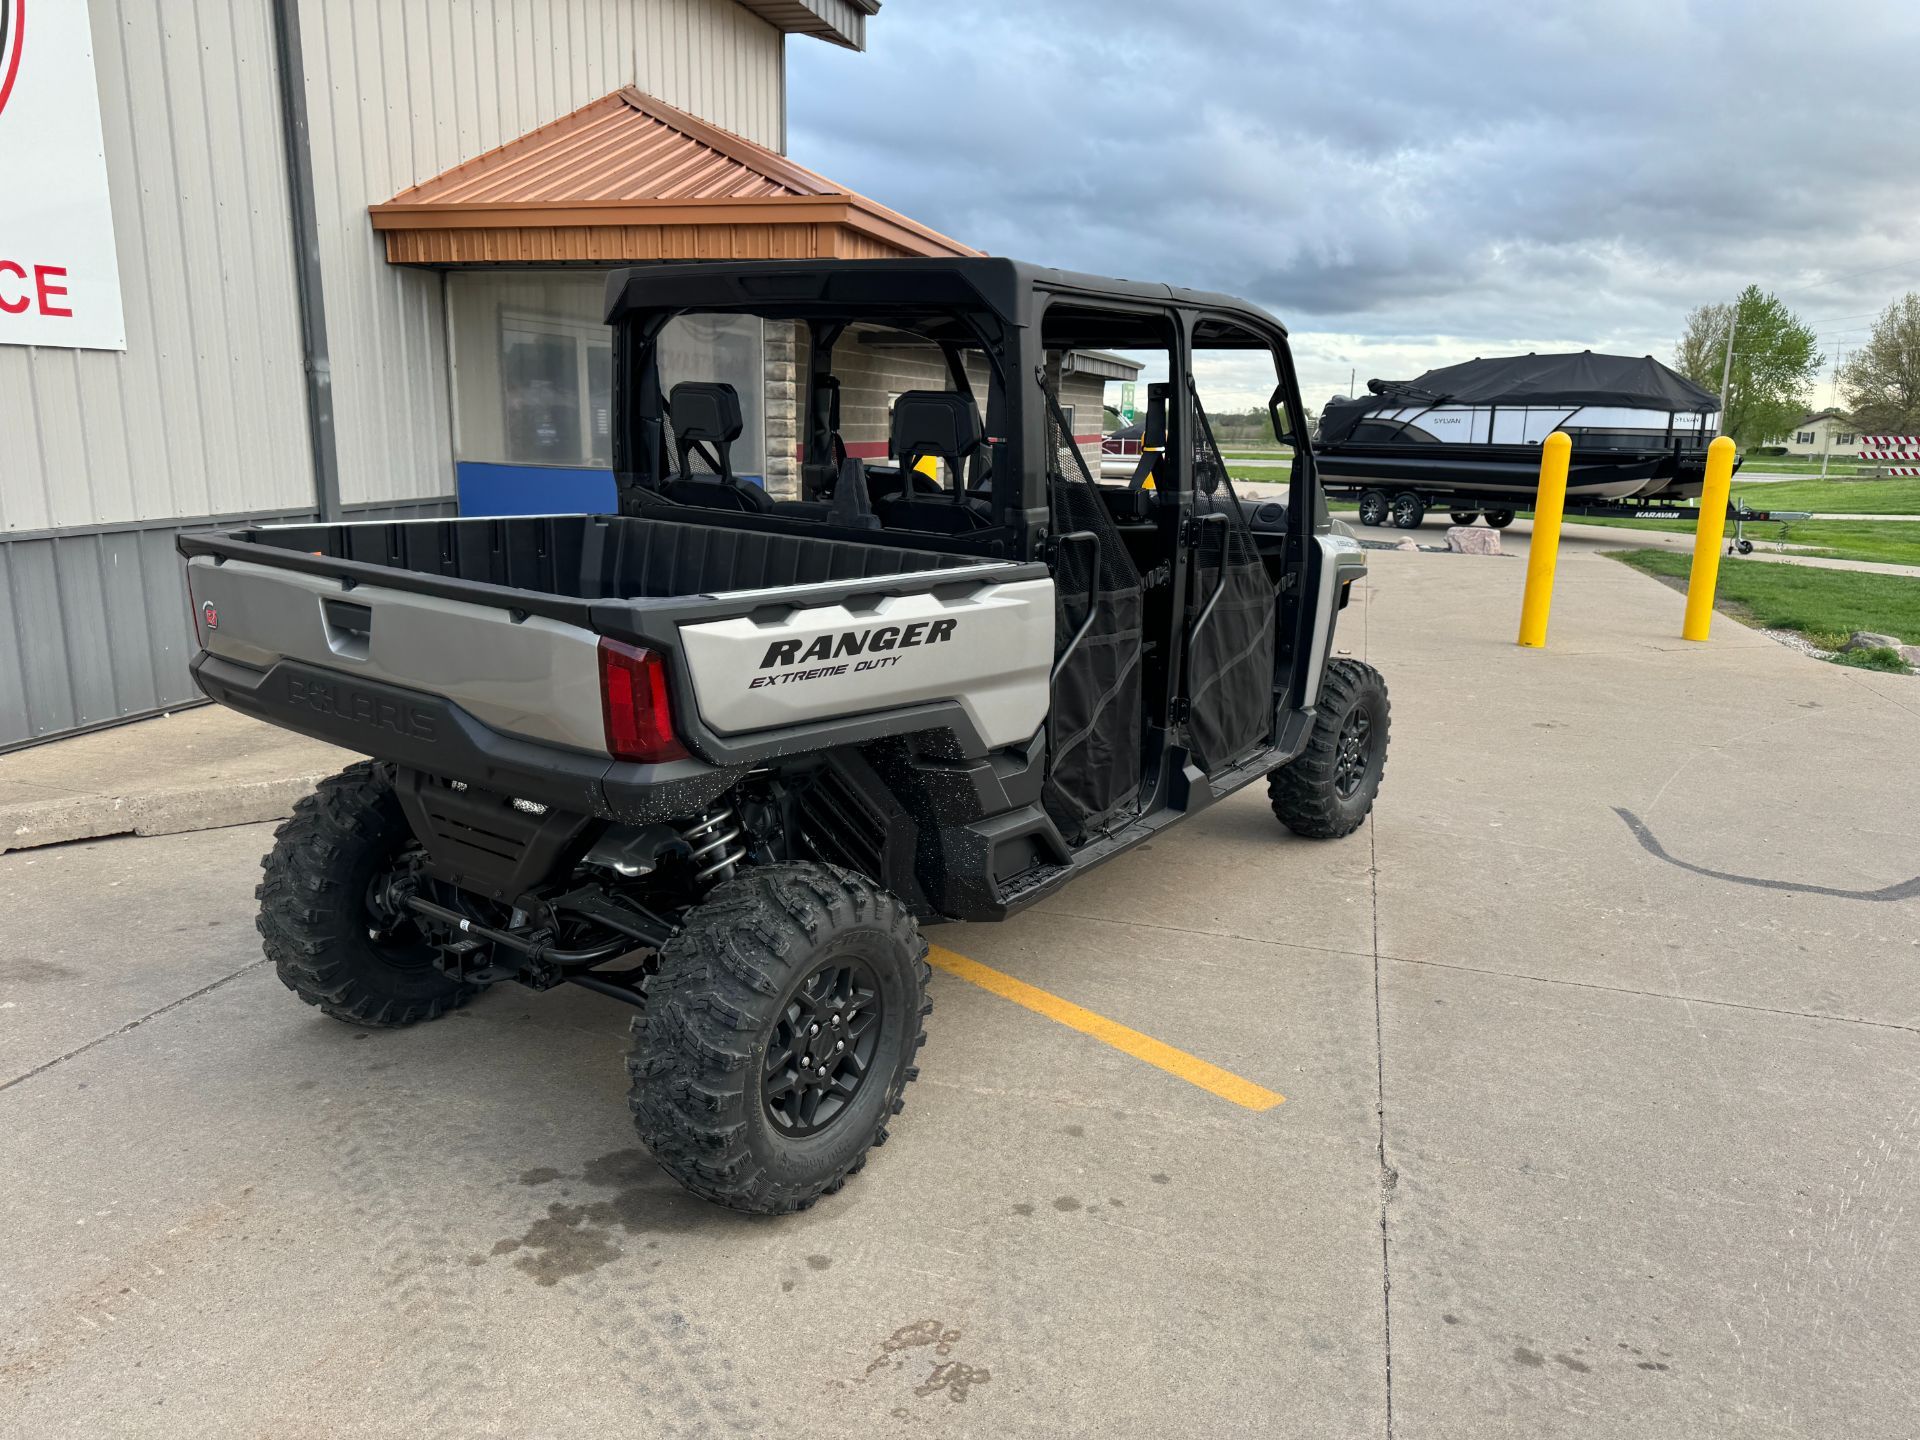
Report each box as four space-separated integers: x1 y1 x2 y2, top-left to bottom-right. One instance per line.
370 87 978 266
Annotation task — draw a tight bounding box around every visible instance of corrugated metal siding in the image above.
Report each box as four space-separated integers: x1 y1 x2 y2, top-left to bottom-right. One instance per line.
0 525 235 748
0 0 314 537
0 497 454 749
301 0 787 508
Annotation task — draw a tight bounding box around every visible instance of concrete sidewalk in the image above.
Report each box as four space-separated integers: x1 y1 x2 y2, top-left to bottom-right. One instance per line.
0 707 347 854
3 545 1917 1437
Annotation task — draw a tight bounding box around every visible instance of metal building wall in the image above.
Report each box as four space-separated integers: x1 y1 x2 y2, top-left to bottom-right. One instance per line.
0 0 313 535
0 0 315 749
300 0 788 510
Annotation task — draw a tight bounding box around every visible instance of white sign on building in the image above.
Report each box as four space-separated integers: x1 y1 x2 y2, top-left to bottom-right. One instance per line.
0 0 125 350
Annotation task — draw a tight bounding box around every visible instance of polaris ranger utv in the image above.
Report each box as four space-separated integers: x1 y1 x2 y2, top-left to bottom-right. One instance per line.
179 259 1384 1214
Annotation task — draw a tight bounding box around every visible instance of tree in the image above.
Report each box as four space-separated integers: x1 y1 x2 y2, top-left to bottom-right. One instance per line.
1672 285 1823 447
1839 293 1920 436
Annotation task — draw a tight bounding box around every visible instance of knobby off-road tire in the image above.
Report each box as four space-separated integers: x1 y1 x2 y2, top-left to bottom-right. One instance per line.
627 863 930 1215
257 761 483 1027
1269 658 1391 839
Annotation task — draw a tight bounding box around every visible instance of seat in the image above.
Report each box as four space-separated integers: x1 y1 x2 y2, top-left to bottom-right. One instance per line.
660 381 773 513
874 391 993 534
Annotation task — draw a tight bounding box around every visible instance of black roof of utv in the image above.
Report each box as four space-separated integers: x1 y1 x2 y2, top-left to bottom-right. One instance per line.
603 257 1289 343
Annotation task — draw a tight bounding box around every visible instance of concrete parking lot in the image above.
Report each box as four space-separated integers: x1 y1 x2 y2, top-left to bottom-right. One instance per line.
4 546 1917 1438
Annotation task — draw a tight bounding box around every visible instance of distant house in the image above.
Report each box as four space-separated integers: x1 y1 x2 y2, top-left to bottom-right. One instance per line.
1774 409 1858 456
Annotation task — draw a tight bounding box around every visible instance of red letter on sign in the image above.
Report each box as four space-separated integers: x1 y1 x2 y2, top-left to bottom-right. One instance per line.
0 260 27 314
35 266 73 319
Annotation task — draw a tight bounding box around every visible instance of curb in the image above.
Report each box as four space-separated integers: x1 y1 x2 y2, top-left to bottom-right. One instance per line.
0 774 328 856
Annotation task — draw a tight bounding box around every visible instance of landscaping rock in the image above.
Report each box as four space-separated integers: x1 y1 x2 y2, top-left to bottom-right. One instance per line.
1446 525 1503 556
1841 631 1905 653
1394 538 1421 551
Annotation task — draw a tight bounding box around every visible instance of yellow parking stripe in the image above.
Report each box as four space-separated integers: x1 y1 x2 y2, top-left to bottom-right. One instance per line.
926 945 1286 1112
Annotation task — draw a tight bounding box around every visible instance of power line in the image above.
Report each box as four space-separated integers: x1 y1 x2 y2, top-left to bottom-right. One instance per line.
1771 258 1920 301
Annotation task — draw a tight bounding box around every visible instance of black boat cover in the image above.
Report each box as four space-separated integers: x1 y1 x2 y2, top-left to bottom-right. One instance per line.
1320 352 1718 446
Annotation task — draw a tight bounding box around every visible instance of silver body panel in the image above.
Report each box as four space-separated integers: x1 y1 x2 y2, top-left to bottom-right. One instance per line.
678 577 1056 749
187 557 609 755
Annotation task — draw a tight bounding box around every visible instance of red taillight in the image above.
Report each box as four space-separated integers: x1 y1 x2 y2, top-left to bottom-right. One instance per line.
598 638 689 763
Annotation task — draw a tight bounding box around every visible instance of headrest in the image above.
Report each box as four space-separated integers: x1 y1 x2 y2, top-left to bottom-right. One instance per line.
669 382 743 444
890 391 983 464
1141 381 1170 448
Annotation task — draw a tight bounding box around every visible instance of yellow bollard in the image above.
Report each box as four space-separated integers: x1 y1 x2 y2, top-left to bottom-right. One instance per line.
1682 436 1738 642
1516 431 1572 647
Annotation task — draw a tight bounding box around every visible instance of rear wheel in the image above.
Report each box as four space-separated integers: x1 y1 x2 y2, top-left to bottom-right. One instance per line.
1356 489 1390 527
1389 491 1426 529
1449 509 1480 525
627 864 929 1214
1269 659 1390 839
1482 509 1516 529
257 762 483 1027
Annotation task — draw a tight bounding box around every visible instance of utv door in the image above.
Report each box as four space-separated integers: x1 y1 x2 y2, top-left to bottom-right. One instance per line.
1038 387 1145 844
1178 374 1278 773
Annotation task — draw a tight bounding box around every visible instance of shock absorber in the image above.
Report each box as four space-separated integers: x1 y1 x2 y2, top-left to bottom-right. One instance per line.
679 806 747 886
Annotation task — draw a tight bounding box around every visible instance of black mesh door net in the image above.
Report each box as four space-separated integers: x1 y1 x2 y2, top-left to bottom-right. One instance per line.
1183 383 1278 771
1040 382 1145 844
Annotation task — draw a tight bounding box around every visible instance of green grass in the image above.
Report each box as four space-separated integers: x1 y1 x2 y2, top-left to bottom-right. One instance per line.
1831 646 1912 673
1607 548 1920 649
1736 457 1874 476
1553 514 1920 566
1727 476 1920 514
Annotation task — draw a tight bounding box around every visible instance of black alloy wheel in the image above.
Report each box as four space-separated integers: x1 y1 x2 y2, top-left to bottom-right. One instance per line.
1389 491 1426 529
763 956 884 1137
1333 706 1374 800
1357 489 1390 526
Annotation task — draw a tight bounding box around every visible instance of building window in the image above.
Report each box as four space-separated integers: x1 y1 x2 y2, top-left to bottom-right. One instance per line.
448 272 764 476
500 313 606 466
1837 433 1855 445
1795 431 1814 445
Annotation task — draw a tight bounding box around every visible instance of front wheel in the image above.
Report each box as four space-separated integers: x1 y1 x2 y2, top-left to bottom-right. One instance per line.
627 864 930 1214
1269 658 1390 839
1482 509 1516 529
1356 489 1390 527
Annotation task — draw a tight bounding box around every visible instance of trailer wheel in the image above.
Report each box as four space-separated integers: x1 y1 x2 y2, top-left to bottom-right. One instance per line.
1736 538 1754 555
1449 509 1480 525
1389 492 1426 529
627 863 930 1214
257 762 485 1027
1269 658 1390 840
1356 489 1389 527
1482 509 1516 529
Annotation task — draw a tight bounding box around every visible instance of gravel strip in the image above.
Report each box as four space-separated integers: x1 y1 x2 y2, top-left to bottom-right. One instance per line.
1763 628 1836 660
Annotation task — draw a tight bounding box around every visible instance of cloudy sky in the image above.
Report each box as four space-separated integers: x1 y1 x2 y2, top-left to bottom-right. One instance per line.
791 0 1920 414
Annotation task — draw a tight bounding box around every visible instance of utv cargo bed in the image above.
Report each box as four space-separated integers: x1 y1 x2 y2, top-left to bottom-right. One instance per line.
180 512 994 629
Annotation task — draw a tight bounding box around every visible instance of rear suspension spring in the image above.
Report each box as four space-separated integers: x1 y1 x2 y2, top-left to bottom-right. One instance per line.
680 806 747 886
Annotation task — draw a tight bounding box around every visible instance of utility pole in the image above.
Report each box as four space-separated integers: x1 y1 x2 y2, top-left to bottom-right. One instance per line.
1822 348 1845 478
1716 306 1739 438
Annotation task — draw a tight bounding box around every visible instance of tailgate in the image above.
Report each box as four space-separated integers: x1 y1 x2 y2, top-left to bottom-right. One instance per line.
186 556 609 756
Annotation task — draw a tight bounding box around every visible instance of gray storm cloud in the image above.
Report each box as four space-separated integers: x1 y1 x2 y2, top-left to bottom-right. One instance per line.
790 0 1920 406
